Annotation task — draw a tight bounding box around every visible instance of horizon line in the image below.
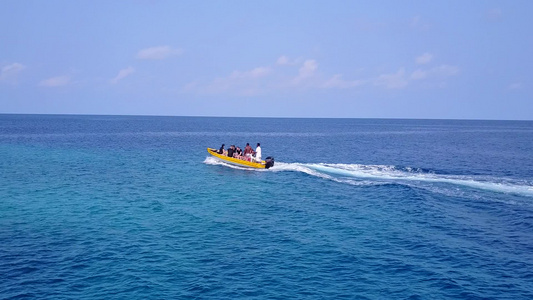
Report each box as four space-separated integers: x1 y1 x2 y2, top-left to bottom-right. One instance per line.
0 112 532 122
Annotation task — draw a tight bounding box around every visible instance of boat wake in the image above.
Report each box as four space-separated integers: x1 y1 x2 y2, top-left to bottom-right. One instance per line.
204 157 533 197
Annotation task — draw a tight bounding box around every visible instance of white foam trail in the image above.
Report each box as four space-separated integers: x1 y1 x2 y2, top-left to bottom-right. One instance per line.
205 158 533 197
307 163 533 197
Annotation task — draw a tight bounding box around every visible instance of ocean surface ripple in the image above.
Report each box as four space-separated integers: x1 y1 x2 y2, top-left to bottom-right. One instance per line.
1 115 532 299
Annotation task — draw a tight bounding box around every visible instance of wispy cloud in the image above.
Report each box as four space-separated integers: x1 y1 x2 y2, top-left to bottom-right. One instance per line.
322 74 365 89
110 67 135 84
39 76 70 87
1 63 26 82
323 63 459 91
230 67 271 79
276 55 290 65
291 60 318 85
186 55 459 95
416 53 433 65
276 55 302 66
299 60 318 77
431 64 459 77
410 69 427 80
202 66 272 95
375 69 409 89
190 58 320 95
136 46 183 60
410 65 459 82
410 16 431 31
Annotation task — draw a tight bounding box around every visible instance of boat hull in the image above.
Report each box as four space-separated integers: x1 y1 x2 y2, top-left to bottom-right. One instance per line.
207 148 266 169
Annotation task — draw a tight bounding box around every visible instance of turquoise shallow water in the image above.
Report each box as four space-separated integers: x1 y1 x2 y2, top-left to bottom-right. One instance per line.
1 115 533 299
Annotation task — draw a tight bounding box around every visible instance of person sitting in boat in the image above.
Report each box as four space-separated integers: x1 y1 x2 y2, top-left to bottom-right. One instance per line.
254 143 262 162
227 145 235 158
235 146 243 158
217 144 225 154
243 143 253 161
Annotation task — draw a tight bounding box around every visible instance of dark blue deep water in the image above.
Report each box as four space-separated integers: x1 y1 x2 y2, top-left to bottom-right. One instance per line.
1 114 532 299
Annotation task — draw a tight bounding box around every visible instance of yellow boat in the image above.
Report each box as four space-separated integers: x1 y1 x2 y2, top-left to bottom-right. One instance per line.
207 148 275 169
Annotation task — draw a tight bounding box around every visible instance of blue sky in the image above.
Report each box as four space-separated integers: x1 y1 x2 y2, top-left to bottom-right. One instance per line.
1 0 532 119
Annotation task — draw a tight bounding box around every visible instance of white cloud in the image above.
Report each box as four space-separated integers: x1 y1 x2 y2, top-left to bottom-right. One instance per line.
277 55 290 65
110 67 135 84
299 60 318 77
1 63 26 81
39 76 70 87
182 81 199 92
410 16 431 31
322 74 365 89
202 66 271 95
321 63 458 91
300 62 456 90
402 64 460 88
375 69 409 89
411 69 427 80
136 46 182 60
276 55 302 66
186 54 459 95
189 58 321 95
416 53 433 65
289 59 319 86
230 67 271 79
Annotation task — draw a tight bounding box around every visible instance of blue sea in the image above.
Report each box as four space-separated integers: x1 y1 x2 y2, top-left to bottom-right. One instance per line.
1 114 532 299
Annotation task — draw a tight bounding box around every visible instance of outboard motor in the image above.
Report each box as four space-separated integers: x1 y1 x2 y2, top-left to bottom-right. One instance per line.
265 157 275 169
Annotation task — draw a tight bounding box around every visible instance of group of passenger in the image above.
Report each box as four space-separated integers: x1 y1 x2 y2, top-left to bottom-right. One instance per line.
217 142 262 162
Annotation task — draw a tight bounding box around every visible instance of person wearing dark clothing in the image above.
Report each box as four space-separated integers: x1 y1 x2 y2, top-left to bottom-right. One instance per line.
227 145 235 158
217 144 225 154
